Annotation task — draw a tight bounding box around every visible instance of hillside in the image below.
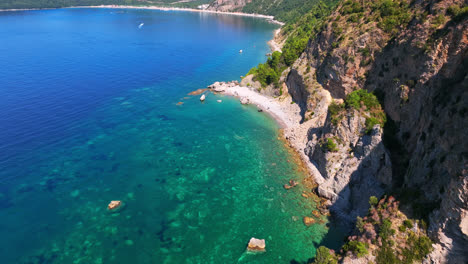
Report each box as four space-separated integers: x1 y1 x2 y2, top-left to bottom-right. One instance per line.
244 0 467 263
0 0 212 10
208 0 338 24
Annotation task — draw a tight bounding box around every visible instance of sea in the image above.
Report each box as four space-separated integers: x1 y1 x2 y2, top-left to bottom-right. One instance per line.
0 8 341 264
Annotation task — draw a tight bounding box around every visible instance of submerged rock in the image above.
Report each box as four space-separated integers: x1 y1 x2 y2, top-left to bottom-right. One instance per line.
303 216 315 226
289 180 298 187
247 237 265 252
283 180 299 190
188 88 208 95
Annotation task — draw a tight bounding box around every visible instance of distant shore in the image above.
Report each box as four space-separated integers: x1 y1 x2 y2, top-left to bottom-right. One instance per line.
0 5 285 25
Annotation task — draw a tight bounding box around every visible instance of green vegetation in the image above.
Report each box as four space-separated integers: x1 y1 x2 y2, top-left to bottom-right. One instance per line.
328 101 345 125
343 241 368 257
403 219 413 229
376 245 398 264
247 51 283 87
379 218 395 241
0 0 213 9
327 90 385 133
374 0 411 34
243 0 338 24
313 246 338 264
336 0 412 36
447 4 468 22
356 216 365 232
361 197 434 264
247 1 337 87
346 89 381 110
369 196 378 206
324 138 339 152
401 233 432 263
346 89 386 133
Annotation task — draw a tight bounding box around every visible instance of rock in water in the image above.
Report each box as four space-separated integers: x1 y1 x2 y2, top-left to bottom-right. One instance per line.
303 216 315 226
247 237 265 252
108 200 122 211
200 94 206 101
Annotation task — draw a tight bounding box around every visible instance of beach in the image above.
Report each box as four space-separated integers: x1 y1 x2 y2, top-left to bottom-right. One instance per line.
213 83 324 181
70 5 285 25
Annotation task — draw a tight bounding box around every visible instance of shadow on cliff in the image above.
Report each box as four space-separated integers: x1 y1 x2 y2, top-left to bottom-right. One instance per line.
291 127 390 263
286 69 310 123
362 17 468 263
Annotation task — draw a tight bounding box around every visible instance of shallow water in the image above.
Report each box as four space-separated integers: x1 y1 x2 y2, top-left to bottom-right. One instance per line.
0 8 341 264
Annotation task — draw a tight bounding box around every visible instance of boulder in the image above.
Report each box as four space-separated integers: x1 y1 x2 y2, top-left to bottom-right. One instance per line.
247 237 265 252
303 216 315 226
188 88 208 95
289 180 298 187
108 200 122 211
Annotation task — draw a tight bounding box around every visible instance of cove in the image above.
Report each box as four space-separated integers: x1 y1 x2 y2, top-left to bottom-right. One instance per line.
0 8 339 263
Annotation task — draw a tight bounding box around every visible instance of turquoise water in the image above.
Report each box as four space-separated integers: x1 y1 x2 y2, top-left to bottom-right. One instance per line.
0 8 337 264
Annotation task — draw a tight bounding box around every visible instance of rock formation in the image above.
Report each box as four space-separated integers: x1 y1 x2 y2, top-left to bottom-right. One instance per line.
207 0 252 12
107 200 122 211
247 237 266 252
245 0 467 262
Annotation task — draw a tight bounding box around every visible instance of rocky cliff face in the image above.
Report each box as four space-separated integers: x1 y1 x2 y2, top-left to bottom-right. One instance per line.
207 0 252 12
280 0 467 262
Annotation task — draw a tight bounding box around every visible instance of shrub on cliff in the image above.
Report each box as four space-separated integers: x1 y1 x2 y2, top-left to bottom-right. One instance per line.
313 246 338 264
379 218 395 241
328 101 345 125
324 138 339 152
245 1 336 87
376 245 398 264
345 89 386 133
343 241 368 257
402 233 432 262
369 196 378 207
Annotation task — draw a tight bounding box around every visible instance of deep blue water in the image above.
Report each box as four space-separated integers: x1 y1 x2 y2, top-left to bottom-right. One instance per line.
0 8 337 264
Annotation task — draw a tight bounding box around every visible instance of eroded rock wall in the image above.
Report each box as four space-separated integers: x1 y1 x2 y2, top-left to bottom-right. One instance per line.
282 0 467 262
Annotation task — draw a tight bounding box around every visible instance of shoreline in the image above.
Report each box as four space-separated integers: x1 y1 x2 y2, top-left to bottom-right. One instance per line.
213 84 323 185
0 5 285 25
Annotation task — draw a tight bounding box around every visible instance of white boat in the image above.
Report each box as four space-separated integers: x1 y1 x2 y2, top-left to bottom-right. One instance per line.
138 23 144 29
239 49 243 53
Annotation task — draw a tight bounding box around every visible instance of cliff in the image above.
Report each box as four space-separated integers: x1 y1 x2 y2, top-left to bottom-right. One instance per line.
247 0 467 262
207 0 251 12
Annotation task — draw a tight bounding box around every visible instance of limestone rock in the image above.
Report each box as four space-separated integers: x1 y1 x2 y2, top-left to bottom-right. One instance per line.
247 237 266 252
303 216 315 226
108 200 122 211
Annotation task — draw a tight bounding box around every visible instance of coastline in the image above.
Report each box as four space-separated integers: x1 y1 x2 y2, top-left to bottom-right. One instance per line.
0 5 285 25
213 84 323 186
